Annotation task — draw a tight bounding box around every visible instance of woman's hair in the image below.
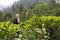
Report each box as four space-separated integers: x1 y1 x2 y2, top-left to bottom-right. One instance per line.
16 14 20 17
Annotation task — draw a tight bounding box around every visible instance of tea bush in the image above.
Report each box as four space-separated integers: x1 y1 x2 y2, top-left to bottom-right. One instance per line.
0 16 60 40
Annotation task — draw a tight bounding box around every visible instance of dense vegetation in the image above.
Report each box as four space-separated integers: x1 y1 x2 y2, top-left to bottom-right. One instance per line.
0 16 60 40
0 0 59 21
0 0 60 40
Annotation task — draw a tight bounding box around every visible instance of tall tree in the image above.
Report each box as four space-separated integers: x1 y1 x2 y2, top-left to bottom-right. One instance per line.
0 10 3 21
11 2 17 16
49 0 56 5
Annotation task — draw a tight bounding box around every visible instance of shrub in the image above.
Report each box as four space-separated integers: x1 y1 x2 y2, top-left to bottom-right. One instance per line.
0 16 60 40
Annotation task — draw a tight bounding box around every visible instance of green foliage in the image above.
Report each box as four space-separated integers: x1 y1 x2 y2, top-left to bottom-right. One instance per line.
0 10 4 21
4 13 12 21
0 1 60 40
34 3 60 16
2 1 60 21
0 16 60 40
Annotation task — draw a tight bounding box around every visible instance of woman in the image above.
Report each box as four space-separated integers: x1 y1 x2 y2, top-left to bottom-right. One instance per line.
13 14 21 37
13 14 20 24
